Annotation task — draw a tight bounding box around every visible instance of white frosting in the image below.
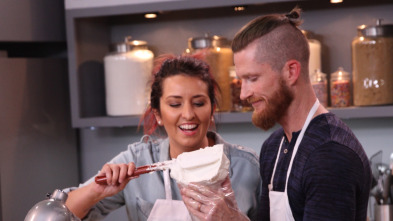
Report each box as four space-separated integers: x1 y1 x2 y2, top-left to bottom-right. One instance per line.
170 144 230 186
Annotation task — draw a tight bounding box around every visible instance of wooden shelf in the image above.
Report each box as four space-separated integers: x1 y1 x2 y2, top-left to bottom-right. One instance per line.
74 105 393 128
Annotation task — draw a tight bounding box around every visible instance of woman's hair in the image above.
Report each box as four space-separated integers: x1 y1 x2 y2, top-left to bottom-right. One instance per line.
140 53 219 136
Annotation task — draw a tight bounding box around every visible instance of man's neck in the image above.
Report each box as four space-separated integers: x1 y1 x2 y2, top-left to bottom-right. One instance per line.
279 96 327 142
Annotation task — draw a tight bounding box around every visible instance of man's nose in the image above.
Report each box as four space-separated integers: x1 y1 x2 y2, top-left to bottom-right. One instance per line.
240 81 251 101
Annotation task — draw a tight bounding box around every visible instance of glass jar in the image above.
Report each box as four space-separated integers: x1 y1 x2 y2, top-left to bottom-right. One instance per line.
330 67 352 107
187 35 233 112
229 66 252 112
302 30 322 78
352 19 393 106
229 66 242 112
104 37 154 116
311 69 328 107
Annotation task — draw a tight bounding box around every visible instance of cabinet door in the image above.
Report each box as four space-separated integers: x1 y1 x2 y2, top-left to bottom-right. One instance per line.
0 0 65 41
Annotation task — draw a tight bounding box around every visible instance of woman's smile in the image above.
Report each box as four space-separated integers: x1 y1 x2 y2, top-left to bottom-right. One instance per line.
155 74 212 152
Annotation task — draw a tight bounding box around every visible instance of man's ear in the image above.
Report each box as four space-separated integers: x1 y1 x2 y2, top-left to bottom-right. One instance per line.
283 60 301 85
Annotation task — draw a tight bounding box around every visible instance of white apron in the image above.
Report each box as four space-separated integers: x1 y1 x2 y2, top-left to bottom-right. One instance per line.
268 100 320 221
147 169 192 221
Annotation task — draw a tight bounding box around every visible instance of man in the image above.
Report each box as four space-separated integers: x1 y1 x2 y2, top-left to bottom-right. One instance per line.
232 8 372 221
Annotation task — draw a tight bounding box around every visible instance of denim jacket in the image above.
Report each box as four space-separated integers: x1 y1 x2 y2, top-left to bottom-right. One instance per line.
66 131 261 221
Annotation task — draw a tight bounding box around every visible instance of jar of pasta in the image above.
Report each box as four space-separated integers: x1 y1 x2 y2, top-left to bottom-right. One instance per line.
187 35 233 112
352 19 393 106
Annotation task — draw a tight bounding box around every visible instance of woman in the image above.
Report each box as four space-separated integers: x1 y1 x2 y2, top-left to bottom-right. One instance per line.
64 54 261 220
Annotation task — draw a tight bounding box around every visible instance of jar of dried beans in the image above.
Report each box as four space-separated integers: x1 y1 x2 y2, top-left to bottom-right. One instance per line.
352 19 393 106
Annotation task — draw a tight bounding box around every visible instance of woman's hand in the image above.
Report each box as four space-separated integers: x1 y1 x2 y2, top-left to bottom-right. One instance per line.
180 176 249 221
66 162 137 219
93 162 137 198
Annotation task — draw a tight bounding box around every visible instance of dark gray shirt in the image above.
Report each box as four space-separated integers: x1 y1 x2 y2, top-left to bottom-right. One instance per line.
259 113 372 220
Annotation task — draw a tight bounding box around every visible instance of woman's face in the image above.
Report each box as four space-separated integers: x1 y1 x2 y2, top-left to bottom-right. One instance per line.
155 74 213 154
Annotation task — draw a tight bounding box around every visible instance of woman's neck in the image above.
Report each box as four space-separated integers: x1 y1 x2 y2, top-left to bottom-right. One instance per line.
169 136 215 159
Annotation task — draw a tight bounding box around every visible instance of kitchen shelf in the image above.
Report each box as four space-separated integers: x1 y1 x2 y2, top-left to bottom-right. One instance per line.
73 105 393 128
65 0 393 128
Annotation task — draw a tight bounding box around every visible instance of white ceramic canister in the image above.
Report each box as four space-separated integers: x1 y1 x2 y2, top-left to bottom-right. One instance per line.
104 37 154 116
302 30 322 78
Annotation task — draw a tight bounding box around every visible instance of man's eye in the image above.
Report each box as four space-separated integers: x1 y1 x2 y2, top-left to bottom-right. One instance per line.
248 76 258 82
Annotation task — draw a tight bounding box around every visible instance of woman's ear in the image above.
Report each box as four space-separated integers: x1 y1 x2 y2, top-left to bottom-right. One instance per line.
212 104 217 114
153 109 162 125
284 60 301 85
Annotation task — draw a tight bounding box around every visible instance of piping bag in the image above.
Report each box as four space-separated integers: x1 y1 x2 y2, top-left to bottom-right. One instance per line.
95 144 228 185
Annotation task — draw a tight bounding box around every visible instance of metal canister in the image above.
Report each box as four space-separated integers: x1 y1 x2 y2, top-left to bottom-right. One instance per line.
352 19 393 106
187 35 233 112
104 37 154 116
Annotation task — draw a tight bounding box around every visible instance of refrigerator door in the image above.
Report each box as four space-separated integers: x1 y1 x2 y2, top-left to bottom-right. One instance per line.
0 58 79 221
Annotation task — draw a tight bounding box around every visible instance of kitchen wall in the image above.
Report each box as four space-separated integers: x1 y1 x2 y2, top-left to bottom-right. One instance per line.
76 3 393 220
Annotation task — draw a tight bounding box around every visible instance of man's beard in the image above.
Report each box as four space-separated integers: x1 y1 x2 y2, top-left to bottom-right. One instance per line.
250 78 294 131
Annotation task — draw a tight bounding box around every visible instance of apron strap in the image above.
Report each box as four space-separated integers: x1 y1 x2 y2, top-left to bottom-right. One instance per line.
164 169 172 200
269 99 320 192
284 99 319 191
269 137 285 191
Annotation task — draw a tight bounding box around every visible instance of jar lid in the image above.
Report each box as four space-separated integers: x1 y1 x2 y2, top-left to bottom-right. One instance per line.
357 19 393 37
188 35 230 49
109 37 148 53
331 67 350 78
301 30 316 39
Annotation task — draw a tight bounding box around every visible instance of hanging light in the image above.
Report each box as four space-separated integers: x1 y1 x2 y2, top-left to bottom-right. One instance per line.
330 0 343 3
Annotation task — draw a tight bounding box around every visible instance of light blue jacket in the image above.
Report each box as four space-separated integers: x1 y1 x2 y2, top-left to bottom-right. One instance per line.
66 131 261 220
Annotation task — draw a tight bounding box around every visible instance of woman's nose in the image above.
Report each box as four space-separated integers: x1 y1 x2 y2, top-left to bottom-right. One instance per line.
182 103 195 120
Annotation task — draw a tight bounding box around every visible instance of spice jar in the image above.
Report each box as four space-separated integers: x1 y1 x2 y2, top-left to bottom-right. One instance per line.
104 37 154 116
352 19 393 106
229 66 252 112
302 30 322 78
229 66 242 112
311 69 328 107
187 35 233 112
330 67 352 107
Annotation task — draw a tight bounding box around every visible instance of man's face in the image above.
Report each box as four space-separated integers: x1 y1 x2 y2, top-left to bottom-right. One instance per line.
234 42 294 130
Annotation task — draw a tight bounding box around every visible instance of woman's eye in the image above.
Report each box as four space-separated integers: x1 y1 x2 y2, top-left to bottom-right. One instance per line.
194 102 205 107
169 103 181 107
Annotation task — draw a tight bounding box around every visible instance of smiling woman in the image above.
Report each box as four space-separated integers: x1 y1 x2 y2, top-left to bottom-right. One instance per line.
63 54 262 221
